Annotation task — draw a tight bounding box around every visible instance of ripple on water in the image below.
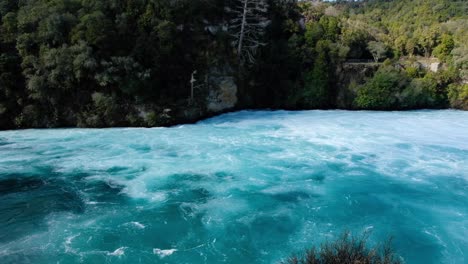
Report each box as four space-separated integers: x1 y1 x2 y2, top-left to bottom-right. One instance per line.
0 175 85 243
0 110 467 264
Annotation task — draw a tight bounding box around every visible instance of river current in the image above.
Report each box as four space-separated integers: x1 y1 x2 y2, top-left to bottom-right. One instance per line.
0 110 467 263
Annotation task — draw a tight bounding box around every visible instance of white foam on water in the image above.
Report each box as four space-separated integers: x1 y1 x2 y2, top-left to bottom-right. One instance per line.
64 234 80 253
153 248 177 258
107 247 126 256
129 221 145 229
1 110 467 264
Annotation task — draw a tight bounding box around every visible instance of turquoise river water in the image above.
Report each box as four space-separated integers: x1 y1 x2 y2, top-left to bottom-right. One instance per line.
0 110 467 264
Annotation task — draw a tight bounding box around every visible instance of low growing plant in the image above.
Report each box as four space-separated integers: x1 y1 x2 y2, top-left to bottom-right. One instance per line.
283 232 402 264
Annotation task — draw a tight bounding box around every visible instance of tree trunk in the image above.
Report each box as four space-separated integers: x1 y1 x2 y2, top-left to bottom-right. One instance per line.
237 0 248 63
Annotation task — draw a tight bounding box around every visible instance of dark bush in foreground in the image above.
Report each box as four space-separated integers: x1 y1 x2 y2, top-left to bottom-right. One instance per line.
283 232 402 264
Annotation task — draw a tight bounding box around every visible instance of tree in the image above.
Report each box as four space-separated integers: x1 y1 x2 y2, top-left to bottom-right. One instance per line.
400 78 441 109
319 16 340 42
0 0 466 129
433 34 454 60
415 25 440 57
305 22 323 48
367 41 387 62
355 67 409 110
452 45 468 81
448 84 468 110
341 19 372 59
405 38 416 57
229 0 270 66
301 40 332 108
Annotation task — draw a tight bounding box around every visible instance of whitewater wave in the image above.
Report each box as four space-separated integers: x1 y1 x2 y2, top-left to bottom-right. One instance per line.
0 110 467 264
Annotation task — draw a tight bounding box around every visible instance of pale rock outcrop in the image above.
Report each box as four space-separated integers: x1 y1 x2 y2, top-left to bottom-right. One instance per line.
206 76 238 112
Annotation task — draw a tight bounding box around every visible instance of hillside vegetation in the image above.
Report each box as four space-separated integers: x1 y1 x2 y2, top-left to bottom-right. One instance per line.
0 0 467 129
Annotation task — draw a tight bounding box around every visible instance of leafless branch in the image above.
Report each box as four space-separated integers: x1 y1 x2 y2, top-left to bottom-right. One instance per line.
228 0 270 66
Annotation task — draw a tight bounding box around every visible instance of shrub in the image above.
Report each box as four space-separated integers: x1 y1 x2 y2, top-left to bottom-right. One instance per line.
432 34 454 62
144 111 159 127
400 78 440 109
77 92 125 127
448 83 468 110
14 104 44 128
300 40 334 109
354 67 409 109
283 232 402 264
404 66 422 78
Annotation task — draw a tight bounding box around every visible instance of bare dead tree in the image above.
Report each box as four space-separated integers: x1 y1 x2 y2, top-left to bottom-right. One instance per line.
190 70 197 101
228 0 270 66
188 70 207 105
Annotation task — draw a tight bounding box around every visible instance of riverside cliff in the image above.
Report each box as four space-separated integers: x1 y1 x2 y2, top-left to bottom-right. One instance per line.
0 0 467 129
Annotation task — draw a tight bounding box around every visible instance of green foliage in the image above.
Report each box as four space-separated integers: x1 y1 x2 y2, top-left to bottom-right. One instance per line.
305 22 323 48
0 0 466 129
94 56 150 94
340 21 371 59
78 92 126 127
319 16 340 42
355 63 455 110
367 41 387 62
404 67 418 79
1 12 17 43
355 67 409 110
345 0 466 59
0 0 235 128
400 78 441 109
71 11 112 47
415 25 440 57
283 232 401 264
297 38 340 109
144 111 159 127
451 43 468 81
448 84 468 110
14 104 48 128
433 34 455 61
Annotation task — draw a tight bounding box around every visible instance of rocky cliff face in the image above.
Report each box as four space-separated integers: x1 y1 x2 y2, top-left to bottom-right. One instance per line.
206 76 238 113
158 65 239 126
204 63 238 113
201 61 381 114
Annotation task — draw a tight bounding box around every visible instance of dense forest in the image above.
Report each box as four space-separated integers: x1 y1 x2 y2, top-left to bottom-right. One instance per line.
0 0 467 129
